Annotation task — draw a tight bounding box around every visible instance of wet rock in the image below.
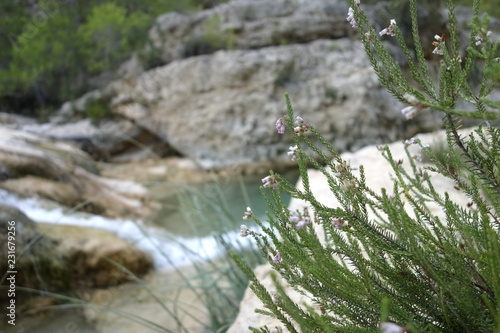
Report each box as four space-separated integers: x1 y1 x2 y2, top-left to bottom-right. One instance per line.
0 127 152 218
0 204 66 307
0 204 153 328
19 117 179 163
36 223 153 289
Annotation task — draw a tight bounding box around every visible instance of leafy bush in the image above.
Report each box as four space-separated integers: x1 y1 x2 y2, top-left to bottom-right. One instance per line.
0 0 200 115
183 14 236 57
233 0 500 332
85 98 112 122
77 3 150 74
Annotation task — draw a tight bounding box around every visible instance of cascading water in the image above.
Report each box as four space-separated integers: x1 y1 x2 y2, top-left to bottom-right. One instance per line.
0 188 249 270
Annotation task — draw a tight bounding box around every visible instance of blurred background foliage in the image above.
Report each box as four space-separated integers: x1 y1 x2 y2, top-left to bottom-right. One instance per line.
0 0 229 116
0 0 497 117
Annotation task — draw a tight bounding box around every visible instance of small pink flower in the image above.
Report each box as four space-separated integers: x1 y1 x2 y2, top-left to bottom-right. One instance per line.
289 210 311 230
401 104 424 119
475 35 483 46
262 175 278 190
289 210 301 223
346 7 357 29
240 225 250 237
275 116 286 134
296 217 310 230
273 252 282 263
379 19 397 37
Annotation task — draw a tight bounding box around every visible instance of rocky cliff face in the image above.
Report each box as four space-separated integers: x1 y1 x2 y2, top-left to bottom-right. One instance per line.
57 0 445 170
147 0 354 65
111 38 440 169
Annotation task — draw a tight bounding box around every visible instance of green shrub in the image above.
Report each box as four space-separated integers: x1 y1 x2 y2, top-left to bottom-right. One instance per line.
183 14 235 57
233 0 500 332
85 99 111 122
0 0 201 115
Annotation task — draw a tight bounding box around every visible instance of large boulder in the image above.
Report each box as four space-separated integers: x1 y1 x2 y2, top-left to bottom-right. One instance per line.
52 0 500 171
110 38 441 169
0 205 153 317
0 127 152 218
0 204 65 307
36 223 153 289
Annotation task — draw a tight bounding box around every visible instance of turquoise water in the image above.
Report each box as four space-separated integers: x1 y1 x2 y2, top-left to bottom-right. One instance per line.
147 170 299 238
0 170 299 332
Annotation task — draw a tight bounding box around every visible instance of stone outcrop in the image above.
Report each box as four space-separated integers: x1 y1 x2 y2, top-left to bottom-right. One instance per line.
13 115 178 163
0 205 153 313
81 266 209 333
36 223 153 289
228 129 472 332
148 0 353 64
0 204 64 306
0 127 152 218
110 38 441 169
54 0 448 170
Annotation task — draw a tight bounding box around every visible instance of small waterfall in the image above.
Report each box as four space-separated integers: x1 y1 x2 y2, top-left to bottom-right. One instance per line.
0 189 247 270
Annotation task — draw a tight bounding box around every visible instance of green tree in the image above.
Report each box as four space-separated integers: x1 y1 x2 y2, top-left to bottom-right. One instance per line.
0 0 200 115
77 3 149 73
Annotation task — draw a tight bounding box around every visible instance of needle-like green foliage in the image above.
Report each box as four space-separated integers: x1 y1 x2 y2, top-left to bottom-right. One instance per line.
233 1 500 331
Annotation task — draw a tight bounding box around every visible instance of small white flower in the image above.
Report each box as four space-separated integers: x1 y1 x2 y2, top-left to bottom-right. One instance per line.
404 137 418 146
403 93 419 105
401 93 424 120
293 116 309 135
432 34 445 55
475 35 483 46
401 105 423 119
240 225 250 237
287 145 299 161
242 207 253 220
294 116 304 126
262 175 278 190
432 46 444 55
379 19 397 37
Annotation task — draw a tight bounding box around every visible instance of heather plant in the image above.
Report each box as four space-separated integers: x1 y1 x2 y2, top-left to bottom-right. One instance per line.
232 0 500 332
